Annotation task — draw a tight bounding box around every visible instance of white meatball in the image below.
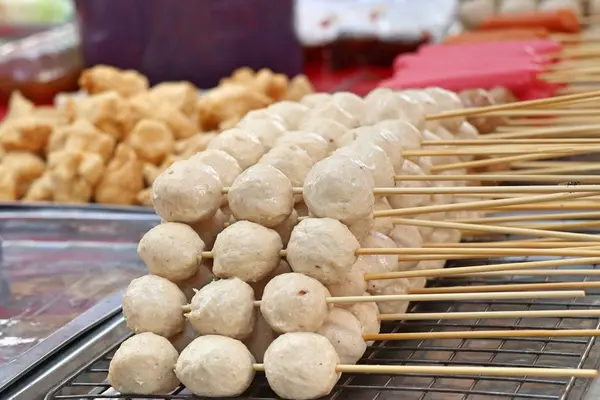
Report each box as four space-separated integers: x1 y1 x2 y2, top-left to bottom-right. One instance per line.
251 259 292 298
176 260 215 301
138 222 205 282
277 130 329 163
108 333 179 395
373 279 411 314
243 313 277 363
362 89 407 125
272 208 299 245
287 218 359 285
373 198 393 235
333 140 395 189
415 212 446 241
346 293 381 345
389 224 423 271
402 90 441 131
228 164 294 227
188 209 228 249
359 231 399 293
396 92 427 131
332 92 367 123
376 119 423 153
260 273 331 333
207 127 265 169
189 149 242 187
303 155 374 225
424 129 460 167
300 92 332 108
326 258 368 298
425 87 465 132
212 221 283 282
122 275 187 338
264 332 340 400
418 259 446 270
388 160 433 209
354 126 405 172
237 117 287 150
241 109 287 126
175 335 255 397
428 228 462 245
185 277 256 339
455 121 479 162
316 307 367 365
309 100 358 128
346 214 375 242
298 117 348 152
267 101 310 129
259 143 313 203
152 159 223 223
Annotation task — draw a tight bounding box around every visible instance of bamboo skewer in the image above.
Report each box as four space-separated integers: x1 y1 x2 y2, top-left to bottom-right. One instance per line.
506 164 600 175
364 329 600 342
456 211 600 224
380 309 600 321
484 124 600 140
363 257 600 280
250 364 598 379
395 174 600 183
409 281 600 294
425 241 600 249
403 145 600 157
462 269 600 277
423 138 600 146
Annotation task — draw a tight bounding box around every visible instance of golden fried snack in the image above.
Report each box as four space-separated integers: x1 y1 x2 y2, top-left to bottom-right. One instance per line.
0 165 17 201
79 65 149 98
149 82 198 118
68 91 132 140
197 85 272 131
6 91 35 119
136 187 152 206
23 172 52 202
253 68 289 101
2 152 46 198
0 117 54 154
47 119 116 163
46 150 105 203
174 132 216 160
94 144 144 205
284 75 315 102
126 119 174 165
129 94 196 140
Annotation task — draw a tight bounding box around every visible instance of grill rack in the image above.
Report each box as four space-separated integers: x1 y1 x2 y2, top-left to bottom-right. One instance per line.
45 252 600 400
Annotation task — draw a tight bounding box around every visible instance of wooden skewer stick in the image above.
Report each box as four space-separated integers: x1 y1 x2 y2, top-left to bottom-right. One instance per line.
394 173 600 183
456 211 600 224
403 145 600 157
479 109 600 117
484 202 600 211
461 269 600 277
483 124 600 140
373 191 599 218
391 218 600 242
380 309 600 321
422 138 600 146
408 281 600 294
249 290 584 307
363 257 600 280
364 329 600 342
355 248 600 258
250 364 598 379
424 89 600 120
424 241 600 249
506 164 600 176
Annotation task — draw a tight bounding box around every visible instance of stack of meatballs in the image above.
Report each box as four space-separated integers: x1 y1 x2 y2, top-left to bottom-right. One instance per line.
108 86 491 400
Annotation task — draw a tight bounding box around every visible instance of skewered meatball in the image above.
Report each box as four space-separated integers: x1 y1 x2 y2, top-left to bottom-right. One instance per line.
388 160 433 209
108 333 180 395
372 278 412 314
260 272 331 333
207 127 265 169
303 155 375 225
362 89 407 125
300 92 332 108
212 221 283 282
332 92 367 124
425 87 465 132
228 164 294 227
389 224 423 271
175 335 255 397
276 131 329 163
402 90 441 131
376 119 422 153
264 332 340 400
152 159 223 223
122 275 187 338
185 277 256 339
272 208 299 245
138 222 205 281
287 218 359 285
458 89 503 134
339 126 404 172
346 215 375 242
326 258 368 298
309 100 358 128
237 117 287 150
189 149 242 188
372 198 393 235
360 231 399 293
396 92 427 131
259 143 313 203
488 86 518 104
267 101 309 129
333 140 395 190
298 117 348 153
188 209 228 249
346 293 381 345
316 307 367 364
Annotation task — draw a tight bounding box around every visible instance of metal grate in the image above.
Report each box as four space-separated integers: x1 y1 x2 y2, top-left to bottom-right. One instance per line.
45 253 600 400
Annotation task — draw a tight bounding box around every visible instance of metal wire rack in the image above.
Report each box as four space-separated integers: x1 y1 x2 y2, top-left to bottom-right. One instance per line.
44 251 600 400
